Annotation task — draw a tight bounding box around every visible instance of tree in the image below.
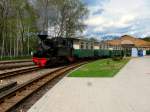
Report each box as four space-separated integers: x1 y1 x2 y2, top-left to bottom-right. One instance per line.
0 0 89 60
35 0 88 38
142 37 150 42
0 0 38 59
89 37 98 42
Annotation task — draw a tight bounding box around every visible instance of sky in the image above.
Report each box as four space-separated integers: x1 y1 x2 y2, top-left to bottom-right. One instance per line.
83 0 150 39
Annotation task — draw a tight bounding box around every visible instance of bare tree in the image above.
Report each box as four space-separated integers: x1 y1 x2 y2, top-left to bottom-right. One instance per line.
35 0 88 38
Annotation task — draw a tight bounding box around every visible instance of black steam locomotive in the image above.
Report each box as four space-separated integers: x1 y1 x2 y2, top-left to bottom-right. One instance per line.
32 34 75 67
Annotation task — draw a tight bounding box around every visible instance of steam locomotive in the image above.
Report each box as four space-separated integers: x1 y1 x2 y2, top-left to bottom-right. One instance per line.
32 34 124 67
32 34 76 67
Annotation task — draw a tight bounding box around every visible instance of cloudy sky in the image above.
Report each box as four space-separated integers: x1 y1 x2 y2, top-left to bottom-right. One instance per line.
83 0 150 39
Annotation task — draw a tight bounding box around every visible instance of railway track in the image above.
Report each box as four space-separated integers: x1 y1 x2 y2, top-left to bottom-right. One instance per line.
0 62 86 112
0 61 34 70
0 66 40 79
0 60 31 65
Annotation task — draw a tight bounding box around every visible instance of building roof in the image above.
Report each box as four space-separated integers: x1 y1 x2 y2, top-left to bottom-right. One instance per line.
107 35 150 48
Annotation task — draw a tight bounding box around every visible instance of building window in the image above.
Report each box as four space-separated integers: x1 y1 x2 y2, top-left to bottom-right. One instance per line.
80 42 84 49
91 43 93 49
99 45 102 49
86 43 88 49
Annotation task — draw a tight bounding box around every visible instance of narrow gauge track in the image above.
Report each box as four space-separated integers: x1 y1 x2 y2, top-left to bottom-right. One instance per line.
0 62 86 112
0 63 34 70
0 66 40 79
0 60 31 65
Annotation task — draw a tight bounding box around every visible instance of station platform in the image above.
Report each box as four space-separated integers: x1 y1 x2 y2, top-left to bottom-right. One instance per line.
28 56 150 112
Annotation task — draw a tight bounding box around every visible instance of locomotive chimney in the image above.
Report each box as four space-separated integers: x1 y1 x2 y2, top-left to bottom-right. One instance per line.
38 31 48 40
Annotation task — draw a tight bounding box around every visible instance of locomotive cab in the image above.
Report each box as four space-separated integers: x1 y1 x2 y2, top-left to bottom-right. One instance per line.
54 37 73 56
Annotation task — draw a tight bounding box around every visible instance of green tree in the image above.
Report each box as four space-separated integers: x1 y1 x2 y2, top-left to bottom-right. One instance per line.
35 0 88 38
0 0 38 59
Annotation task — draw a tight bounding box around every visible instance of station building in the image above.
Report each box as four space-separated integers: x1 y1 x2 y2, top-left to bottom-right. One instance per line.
102 35 150 56
106 35 150 50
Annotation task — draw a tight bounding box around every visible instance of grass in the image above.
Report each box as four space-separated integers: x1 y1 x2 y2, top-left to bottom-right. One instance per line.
69 58 130 77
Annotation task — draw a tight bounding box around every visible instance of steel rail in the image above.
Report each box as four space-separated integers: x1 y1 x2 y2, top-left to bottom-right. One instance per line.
0 66 40 79
0 62 86 112
0 60 31 65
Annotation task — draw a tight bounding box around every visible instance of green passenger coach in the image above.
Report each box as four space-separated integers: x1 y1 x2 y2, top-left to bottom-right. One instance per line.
71 38 124 58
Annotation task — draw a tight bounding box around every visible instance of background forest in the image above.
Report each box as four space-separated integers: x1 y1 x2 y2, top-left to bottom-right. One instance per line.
0 0 88 60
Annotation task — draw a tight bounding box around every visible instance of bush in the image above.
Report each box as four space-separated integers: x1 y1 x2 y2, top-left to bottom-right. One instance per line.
146 50 150 55
112 56 123 61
